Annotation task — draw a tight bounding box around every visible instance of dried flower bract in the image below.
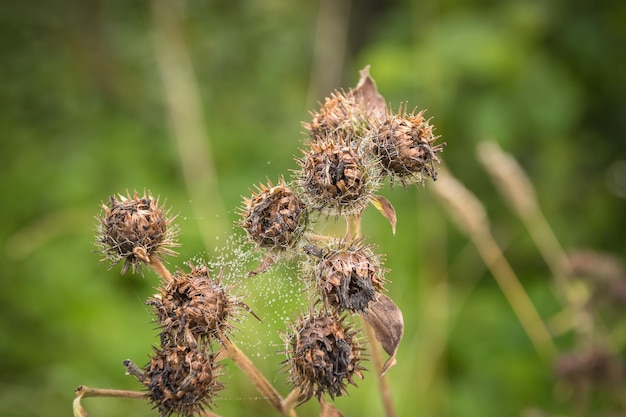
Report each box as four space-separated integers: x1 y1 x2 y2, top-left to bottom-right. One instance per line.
142 345 223 417
283 310 364 402
240 178 307 250
148 264 245 347
296 134 380 215
374 108 445 186
310 242 386 313
95 191 178 274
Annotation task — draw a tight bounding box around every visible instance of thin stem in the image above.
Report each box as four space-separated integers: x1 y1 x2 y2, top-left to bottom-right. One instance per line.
433 171 557 362
148 257 173 282
74 385 147 400
473 231 557 361
304 232 339 244
282 387 305 415
123 359 146 382
346 212 396 417
73 386 147 417
217 334 298 417
345 214 362 242
152 0 228 247
363 320 396 417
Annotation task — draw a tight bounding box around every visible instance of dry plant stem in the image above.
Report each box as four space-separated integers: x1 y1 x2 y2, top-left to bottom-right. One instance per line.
433 171 556 362
306 0 351 107
472 230 557 361
217 334 298 417
148 257 173 282
305 232 339 244
152 0 229 244
363 319 396 417
74 385 147 400
347 213 396 417
73 387 145 417
476 141 598 341
281 387 306 415
345 214 362 242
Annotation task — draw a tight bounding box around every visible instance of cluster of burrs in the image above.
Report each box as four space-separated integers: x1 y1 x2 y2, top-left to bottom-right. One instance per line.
79 66 444 417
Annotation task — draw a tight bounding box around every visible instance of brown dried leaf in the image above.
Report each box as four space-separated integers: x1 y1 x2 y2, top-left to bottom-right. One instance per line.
354 65 386 121
320 402 344 417
370 195 397 235
361 294 404 375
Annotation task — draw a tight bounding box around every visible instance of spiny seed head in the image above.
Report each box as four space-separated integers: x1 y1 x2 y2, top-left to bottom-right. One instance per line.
282 310 365 402
309 242 386 313
240 178 307 250
373 107 445 186
296 133 380 216
95 191 179 274
303 90 371 140
147 264 242 347
143 345 224 417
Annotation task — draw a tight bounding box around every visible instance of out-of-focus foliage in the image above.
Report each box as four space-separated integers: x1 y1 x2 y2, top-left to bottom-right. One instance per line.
1 1 624 417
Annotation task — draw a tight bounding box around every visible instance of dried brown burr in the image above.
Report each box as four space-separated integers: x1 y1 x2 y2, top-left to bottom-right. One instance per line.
95 191 178 274
240 178 307 250
304 90 369 139
297 134 378 215
142 345 223 417
311 242 385 313
374 109 445 186
283 310 364 402
147 264 242 348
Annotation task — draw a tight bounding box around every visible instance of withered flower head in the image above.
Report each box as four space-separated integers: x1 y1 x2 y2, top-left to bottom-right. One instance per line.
304 90 368 140
296 134 380 216
148 263 247 347
240 178 307 250
95 191 178 274
283 310 364 402
373 107 445 186
308 242 385 313
303 65 387 141
143 345 224 417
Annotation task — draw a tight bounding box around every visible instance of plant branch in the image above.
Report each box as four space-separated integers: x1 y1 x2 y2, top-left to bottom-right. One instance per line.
217 333 298 417
363 319 396 417
347 211 396 417
148 257 173 282
151 0 228 246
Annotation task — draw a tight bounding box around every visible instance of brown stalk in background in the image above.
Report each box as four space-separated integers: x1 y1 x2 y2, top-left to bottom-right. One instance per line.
432 168 557 362
476 140 596 340
152 0 228 243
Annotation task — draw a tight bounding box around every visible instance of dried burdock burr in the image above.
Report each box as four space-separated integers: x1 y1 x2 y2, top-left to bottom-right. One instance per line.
282 309 365 402
306 241 386 313
303 65 386 141
141 345 224 417
240 177 308 250
296 133 380 216
373 107 445 186
147 263 254 348
95 191 179 275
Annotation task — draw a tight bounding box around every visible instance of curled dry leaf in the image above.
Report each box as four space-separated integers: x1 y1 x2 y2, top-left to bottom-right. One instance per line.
360 293 404 375
370 195 397 235
354 65 387 121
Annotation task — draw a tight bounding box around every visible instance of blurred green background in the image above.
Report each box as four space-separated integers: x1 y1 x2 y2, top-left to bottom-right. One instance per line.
1 1 625 416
